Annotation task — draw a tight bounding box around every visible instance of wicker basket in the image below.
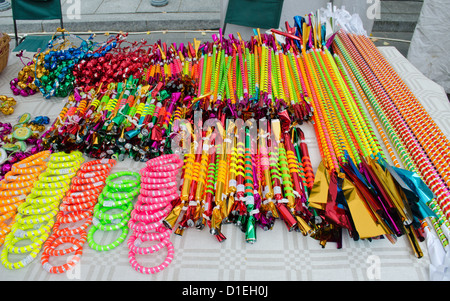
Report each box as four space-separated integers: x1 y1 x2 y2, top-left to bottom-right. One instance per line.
0 33 11 74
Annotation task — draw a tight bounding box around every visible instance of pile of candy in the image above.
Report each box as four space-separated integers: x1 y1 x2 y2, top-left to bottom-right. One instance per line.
0 6 448 277
0 114 49 180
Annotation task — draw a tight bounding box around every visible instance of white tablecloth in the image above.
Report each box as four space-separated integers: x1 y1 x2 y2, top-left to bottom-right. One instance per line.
0 46 449 282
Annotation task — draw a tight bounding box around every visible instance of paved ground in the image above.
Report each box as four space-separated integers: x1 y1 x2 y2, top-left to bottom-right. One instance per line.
0 0 221 33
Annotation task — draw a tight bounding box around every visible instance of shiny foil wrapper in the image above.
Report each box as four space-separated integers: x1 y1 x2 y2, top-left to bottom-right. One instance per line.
307 161 329 211
324 172 352 231
263 169 274 200
387 162 437 220
181 178 192 201
295 215 312 235
163 204 183 229
245 215 257 243
342 176 388 239
368 157 413 225
276 203 297 231
210 209 224 237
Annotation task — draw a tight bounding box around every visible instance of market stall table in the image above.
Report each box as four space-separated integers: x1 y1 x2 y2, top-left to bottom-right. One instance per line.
0 45 447 281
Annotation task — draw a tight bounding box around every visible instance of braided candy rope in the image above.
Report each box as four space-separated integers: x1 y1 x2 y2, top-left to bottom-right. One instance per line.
128 154 182 274
41 158 116 274
0 151 51 246
88 170 140 251
1 151 82 270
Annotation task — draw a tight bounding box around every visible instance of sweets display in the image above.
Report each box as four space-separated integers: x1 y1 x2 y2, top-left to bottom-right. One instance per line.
42 158 115 273
0 7 448 277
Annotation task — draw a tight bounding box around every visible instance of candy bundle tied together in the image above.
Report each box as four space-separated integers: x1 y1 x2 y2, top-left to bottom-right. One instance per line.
88 170 140 251
10 50 38 97
41 158 116 274
0 113 48 181
128 154 182 274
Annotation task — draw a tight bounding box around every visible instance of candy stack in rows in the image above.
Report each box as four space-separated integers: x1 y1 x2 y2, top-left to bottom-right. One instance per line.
128 154 182 274
1 151 82 270
0 151 51 246
41 158 116 274
88 170 140 251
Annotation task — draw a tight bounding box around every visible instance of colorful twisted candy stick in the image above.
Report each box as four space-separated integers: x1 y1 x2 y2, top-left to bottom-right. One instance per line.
335 32 450 249
258 118 278 219
166 151 194 235
253 149 271 230
268 120 297 231
243 124 256 243
179 127 203 229
283 129 310 221
322 30 444 257
192 129 213 230
352 34 450 196
299 48 338 172
211 125 229 239
229 120 247 224
225 121 237 219
338 31 445 206
204 144 224 241
291 127 309 197
296 127 314 193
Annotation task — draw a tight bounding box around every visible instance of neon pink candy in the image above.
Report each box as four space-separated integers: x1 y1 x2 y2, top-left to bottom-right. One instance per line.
134 199 170 212
138 193 179 204
140 181 177 190
139 186 177 197
128 239 175 274
128 219 164 232
140 176 175 184
127 154 182 274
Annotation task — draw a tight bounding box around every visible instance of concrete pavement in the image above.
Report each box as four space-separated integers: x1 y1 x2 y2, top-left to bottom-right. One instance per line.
0 0 221 34
0 0 423 58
